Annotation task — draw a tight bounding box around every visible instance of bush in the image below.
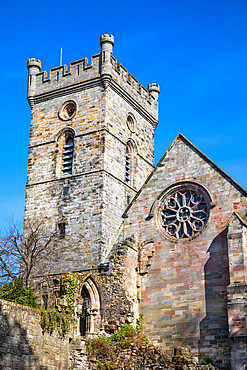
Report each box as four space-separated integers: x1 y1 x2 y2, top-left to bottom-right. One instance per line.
86 323 150 369
111 323 136 342
201 357 215 365
0 279 39 308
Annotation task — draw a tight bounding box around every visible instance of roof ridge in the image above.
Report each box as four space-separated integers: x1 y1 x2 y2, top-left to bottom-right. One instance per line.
122 133 247 218
177 133 247 196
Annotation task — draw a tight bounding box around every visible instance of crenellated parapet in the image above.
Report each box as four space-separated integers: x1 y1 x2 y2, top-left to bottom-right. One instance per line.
110 56 159 120
33 54 101 98
27 34 159 121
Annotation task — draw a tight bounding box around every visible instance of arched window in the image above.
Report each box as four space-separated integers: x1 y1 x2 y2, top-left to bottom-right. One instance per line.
125 139 137 188
80 285 92 336
62 136 74 174
55 129 75 177
79 277 101 336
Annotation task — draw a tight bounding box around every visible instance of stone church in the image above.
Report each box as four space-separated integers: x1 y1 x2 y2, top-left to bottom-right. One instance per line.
23 35 247 368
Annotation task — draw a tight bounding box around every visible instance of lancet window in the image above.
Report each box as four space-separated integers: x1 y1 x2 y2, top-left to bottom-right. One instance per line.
56 128 75 177
62 136 74 174
125 139 137 188
79 278 101 336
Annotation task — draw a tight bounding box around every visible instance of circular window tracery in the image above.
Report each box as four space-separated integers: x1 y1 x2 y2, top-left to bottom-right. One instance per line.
158 186 210 240
59 101 77 121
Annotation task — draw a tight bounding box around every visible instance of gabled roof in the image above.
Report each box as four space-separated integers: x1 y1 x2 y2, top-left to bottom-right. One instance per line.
227 211 247 228
123 133 247 218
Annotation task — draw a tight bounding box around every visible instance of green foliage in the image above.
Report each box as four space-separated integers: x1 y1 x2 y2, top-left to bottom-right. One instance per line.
40 307 70 336
110 323 136 342
87 337 113 356
40 274 77 336
201 357 215 365
86 321 214 370
60 275 77 314
86 337 117 369
86 322 149 369
0 279 39 308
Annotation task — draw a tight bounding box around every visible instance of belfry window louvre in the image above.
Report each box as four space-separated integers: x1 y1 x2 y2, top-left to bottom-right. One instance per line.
62 136 74 174
125 139 137 187
125 154 130 183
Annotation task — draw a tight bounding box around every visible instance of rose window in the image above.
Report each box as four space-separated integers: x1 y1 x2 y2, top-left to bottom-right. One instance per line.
160 189 209 239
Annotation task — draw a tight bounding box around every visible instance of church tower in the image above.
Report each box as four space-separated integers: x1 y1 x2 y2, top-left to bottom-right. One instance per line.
25 35 159 275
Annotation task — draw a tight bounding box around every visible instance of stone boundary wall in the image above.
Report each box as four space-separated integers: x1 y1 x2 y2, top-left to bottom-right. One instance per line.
0 299 69 369
0 298 220 370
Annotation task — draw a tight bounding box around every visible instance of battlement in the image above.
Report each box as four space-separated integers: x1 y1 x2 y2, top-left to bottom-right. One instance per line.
32 54 101 97
111 56 159 114
27 35 159 119
100 34 114 46
28 58 41 70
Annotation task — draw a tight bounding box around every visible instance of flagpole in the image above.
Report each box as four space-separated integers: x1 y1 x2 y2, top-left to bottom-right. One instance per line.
60 47 63 66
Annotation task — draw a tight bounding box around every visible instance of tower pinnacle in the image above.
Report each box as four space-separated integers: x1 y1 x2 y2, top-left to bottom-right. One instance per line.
100 34 114 89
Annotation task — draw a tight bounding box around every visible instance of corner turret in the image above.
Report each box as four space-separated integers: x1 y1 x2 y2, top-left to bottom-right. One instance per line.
27 58 41 107
148 84 160 115
148 83 160 100
100 34 114 88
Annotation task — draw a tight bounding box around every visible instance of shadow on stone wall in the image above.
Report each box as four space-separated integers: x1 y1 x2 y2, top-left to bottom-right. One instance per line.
198 229 230 368
0 301 47 370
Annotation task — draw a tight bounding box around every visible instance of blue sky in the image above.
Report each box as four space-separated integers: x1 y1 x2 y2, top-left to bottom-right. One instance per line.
0 0 247 226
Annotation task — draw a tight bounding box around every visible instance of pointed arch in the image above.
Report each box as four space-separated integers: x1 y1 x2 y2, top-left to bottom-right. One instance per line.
80 277 101 336
125 139 137 188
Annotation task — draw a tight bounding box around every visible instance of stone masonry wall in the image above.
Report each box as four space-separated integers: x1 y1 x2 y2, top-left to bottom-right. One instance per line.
25 81 154 274
25 36 157 277
31 267 138 338
0 298 217 370
0 299 69 369
121 135 247 369
227 214 247 369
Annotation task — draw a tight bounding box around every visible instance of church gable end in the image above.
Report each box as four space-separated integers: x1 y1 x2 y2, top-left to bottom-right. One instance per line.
121 133 247 368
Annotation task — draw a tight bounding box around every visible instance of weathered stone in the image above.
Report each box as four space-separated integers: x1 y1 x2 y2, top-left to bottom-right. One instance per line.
0 299 69 368
2 34 247 370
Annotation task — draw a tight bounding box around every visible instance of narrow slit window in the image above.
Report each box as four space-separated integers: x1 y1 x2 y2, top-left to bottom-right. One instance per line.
62 136 74 175
58 223 66 239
